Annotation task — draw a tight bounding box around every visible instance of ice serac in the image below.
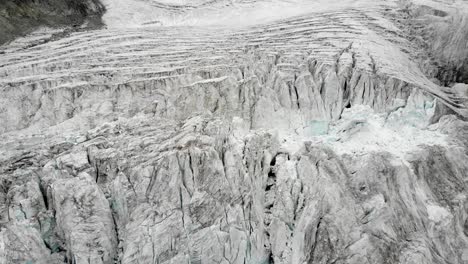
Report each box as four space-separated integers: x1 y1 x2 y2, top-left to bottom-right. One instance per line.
1 0 468 263
51 175 117 264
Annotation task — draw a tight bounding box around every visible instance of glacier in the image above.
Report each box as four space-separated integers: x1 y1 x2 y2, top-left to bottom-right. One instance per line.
0 0 468 263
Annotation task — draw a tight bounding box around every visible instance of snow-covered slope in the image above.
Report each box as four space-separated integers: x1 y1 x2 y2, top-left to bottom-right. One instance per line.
100 0 387 28
1 0 468 263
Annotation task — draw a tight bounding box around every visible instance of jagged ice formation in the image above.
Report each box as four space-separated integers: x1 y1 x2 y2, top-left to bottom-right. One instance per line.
0 0 468 263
